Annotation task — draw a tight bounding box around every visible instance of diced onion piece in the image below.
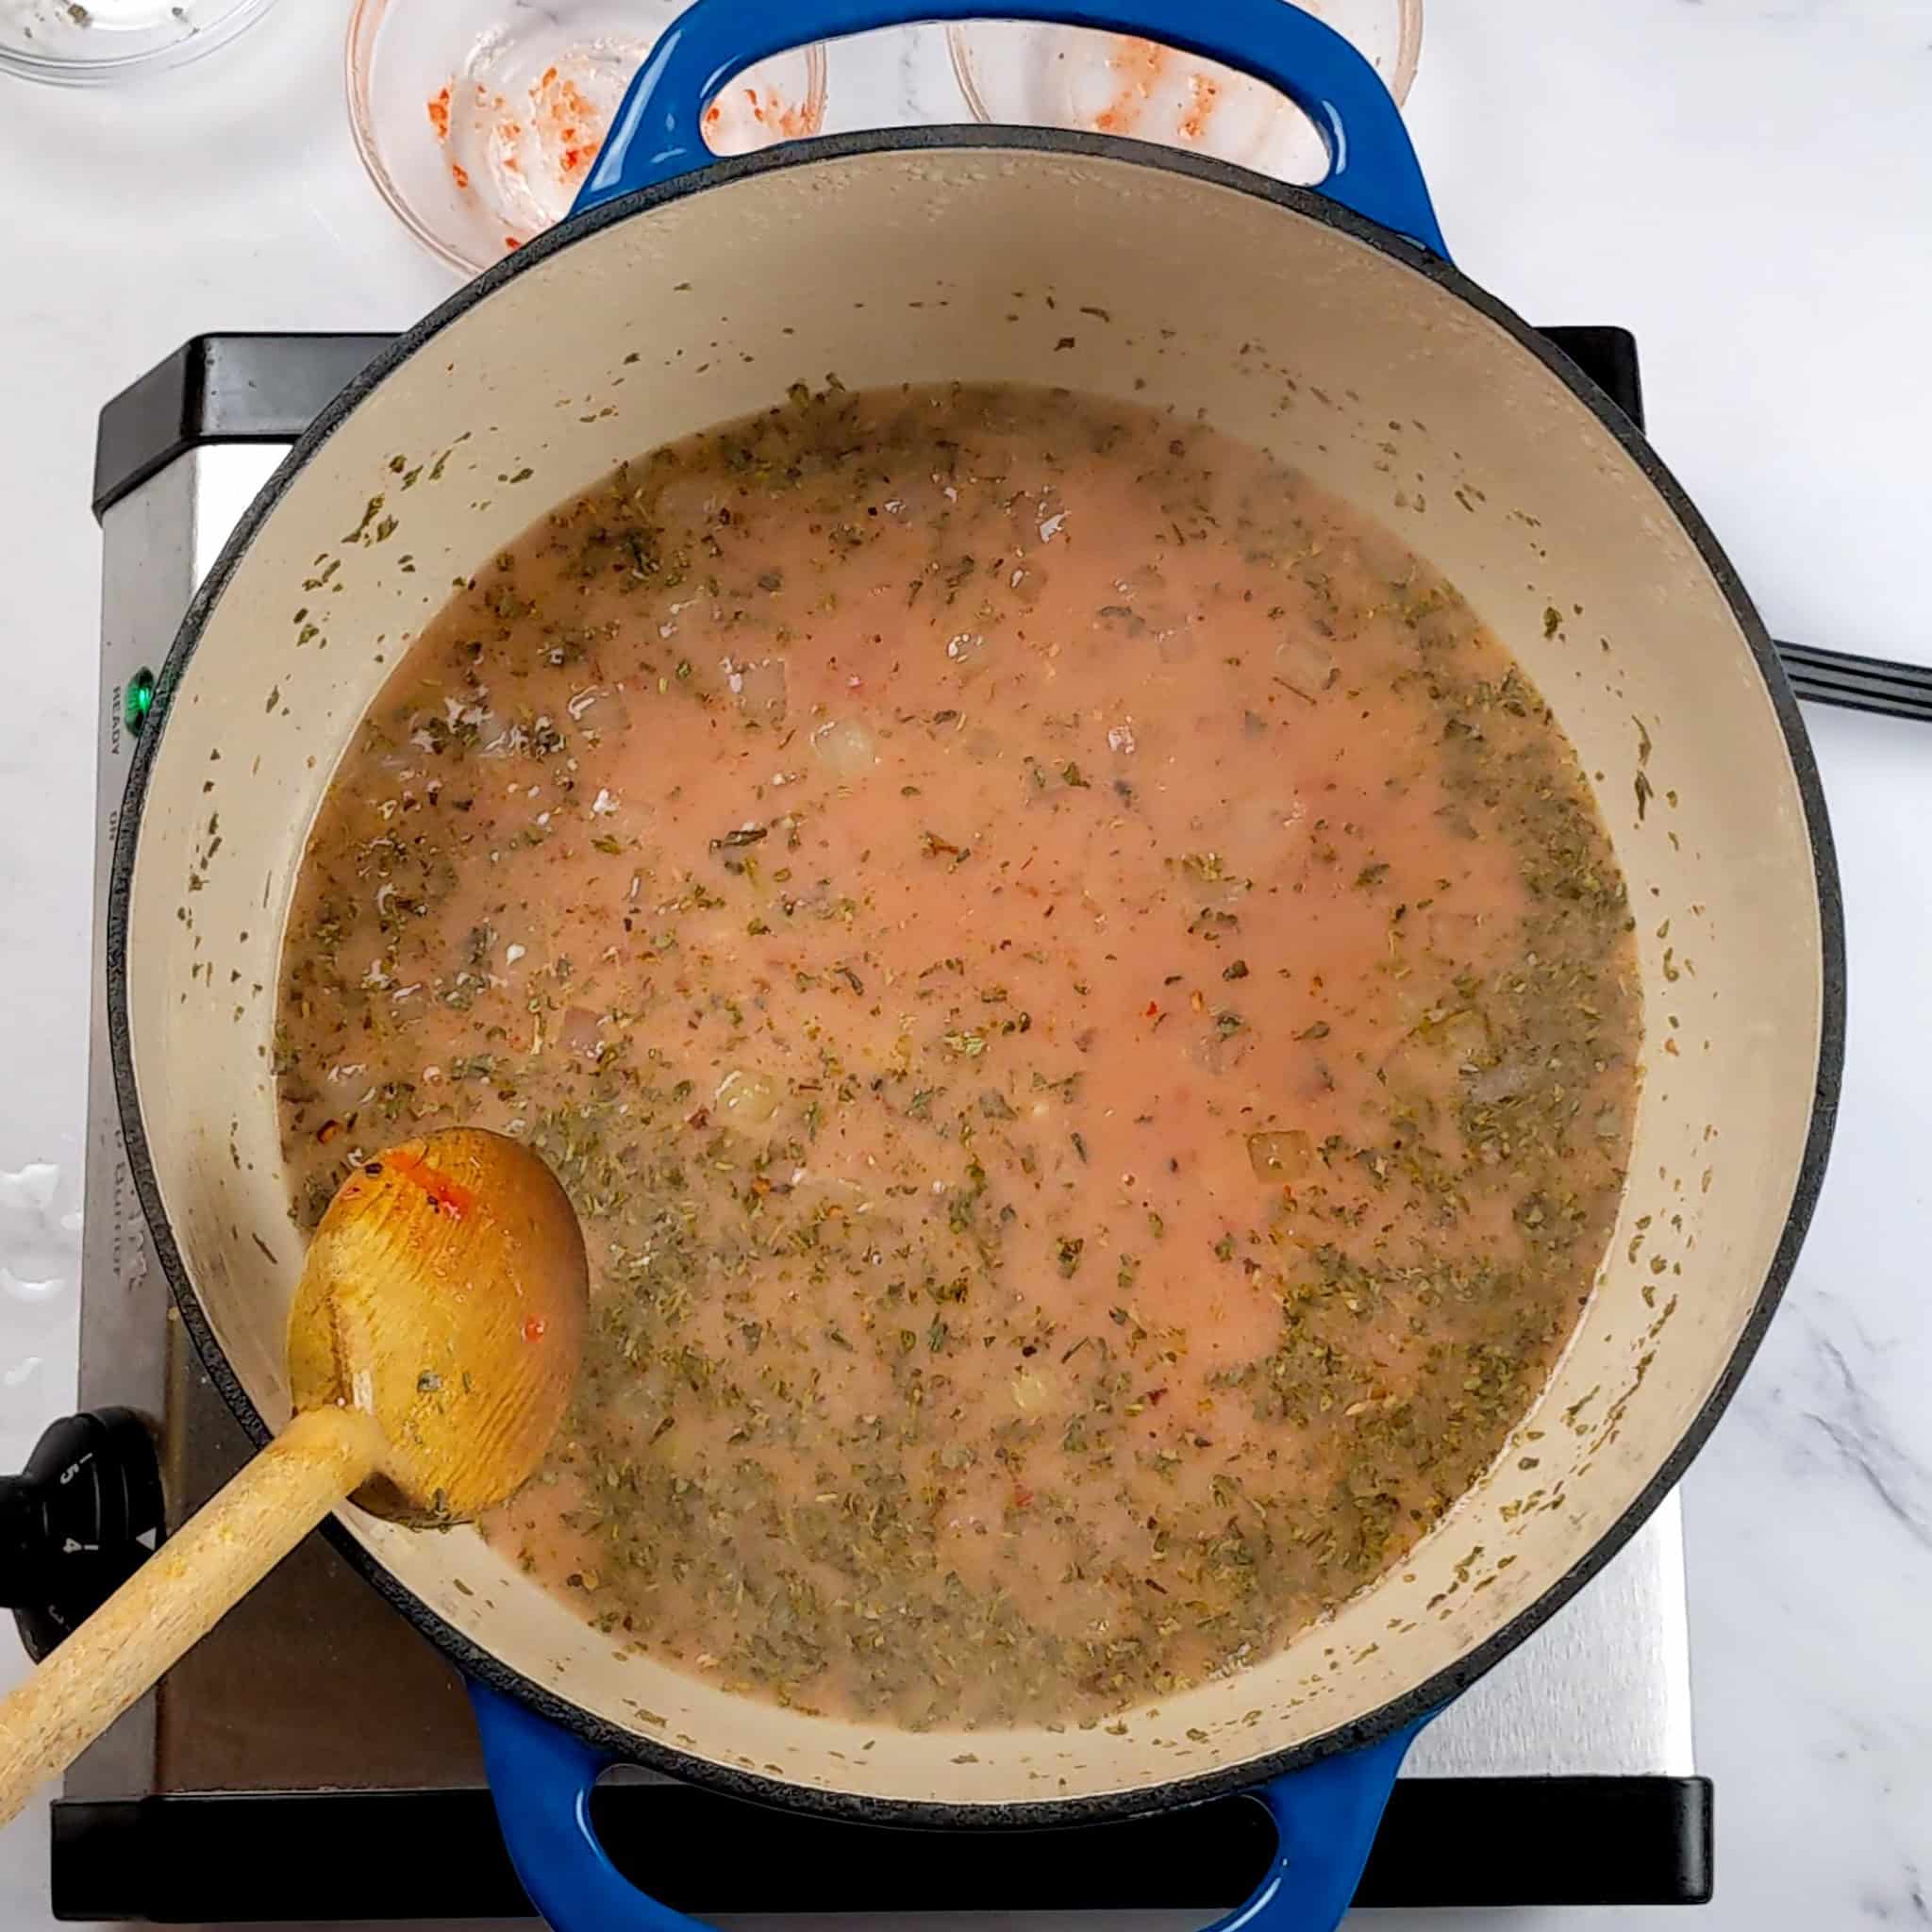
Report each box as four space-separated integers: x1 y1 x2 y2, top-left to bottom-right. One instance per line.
1420 1008 1489 1057
716 1068 782 1124
1274 633 1337 693
1248 1129 1313 1183
558 1007 606 1058
811 716 877 776
1010 1368 1056 1413
652 472 721 529
736 657 789 720
1470 1058 1535 1104
1008 565 1045 608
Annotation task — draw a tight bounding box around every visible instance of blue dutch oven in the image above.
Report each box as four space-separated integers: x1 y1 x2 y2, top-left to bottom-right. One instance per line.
108 3 1840 1927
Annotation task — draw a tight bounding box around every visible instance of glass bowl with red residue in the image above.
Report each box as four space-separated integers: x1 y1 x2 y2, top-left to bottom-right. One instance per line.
946 1 1421 185
346 0 828 276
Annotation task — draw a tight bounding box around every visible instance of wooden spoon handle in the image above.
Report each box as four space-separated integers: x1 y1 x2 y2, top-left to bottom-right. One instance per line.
0 1405 383 1826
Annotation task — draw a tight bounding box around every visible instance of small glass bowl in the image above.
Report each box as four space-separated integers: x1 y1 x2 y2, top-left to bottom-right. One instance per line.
347 0 828 277
0 0 279 86
947 1 1422 185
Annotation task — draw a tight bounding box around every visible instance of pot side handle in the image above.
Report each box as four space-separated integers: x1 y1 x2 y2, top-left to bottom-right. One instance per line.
471 1681 705 1932
1204 1718 1424 1932
472 1679 1427 1932
569 0 1448 257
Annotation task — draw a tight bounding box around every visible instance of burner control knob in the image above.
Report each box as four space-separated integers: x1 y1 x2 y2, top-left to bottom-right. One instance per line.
1 1408 166 1663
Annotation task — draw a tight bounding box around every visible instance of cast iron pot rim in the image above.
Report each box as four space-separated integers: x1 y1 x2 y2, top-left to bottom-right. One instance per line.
107 124 1844 1834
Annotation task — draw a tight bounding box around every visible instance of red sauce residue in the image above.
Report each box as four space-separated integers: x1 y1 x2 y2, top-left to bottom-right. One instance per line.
450 161 470 192
1093 37 1167 133
1178 72 1221 142
764 88 812 139
426 86 451 141
523 1315 548 1344
531 68 604 175
383 1148 477 1221
504 236 521 252
1091 39 1225 145
495 117 525 177
701 87 808 141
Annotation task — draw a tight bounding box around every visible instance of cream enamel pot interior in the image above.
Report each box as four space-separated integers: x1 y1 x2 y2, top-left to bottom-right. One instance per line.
107 3 1841 1926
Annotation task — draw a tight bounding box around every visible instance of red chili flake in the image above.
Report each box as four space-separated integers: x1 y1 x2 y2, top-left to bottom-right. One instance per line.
504 236 521 252
1146 1388 1168 1406
381 1147 477 1220
523 1315 547 1344
426 86 451 141
1012 1484 1034 1510
450 162 470 191
1143 1000 1160 1018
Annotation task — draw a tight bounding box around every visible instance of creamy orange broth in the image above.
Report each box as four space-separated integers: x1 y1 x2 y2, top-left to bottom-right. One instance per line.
276 383 1639 1729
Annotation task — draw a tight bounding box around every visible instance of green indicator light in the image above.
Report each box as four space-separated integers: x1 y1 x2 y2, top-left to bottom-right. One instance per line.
125 668 156 737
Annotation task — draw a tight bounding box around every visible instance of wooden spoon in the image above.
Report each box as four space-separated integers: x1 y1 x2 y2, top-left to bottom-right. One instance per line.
0 1127 586 1824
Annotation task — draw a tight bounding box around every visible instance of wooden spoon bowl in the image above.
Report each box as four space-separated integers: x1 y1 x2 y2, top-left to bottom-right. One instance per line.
288 1129 586 1523
0 1127 587 1824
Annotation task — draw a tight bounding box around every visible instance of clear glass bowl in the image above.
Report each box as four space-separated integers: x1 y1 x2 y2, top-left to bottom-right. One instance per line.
347 0 828 277
947 2 1422 185
0 0 279 85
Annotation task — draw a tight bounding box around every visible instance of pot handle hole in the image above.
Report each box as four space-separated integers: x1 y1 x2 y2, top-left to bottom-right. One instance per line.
569 0 1447 257
472 1680 1427 1932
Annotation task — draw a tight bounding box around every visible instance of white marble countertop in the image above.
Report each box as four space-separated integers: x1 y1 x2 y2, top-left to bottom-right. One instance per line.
2 2 1927 1927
